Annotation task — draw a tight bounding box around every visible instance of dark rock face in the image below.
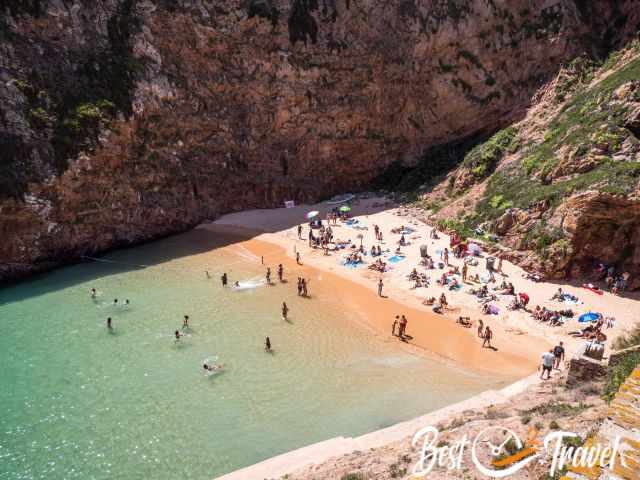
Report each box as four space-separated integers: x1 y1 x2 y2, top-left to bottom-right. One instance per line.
0 0 638 282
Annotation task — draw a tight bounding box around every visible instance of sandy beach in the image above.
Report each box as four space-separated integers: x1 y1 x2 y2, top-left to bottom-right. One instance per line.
204 196 639 379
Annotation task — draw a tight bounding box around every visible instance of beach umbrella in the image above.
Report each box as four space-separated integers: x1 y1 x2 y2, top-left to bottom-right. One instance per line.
306 211 319 219
339 205 351 212
579 312 601 323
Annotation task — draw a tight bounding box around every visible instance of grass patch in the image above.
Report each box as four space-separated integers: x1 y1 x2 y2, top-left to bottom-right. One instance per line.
462 126 518 179
519 402 592 417
604 351 640 402
341 473 366 480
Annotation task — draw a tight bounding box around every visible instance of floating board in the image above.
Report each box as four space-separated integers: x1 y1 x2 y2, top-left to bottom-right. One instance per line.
326 193 355 205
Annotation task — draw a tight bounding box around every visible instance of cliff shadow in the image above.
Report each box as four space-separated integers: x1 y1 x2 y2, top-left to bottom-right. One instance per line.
0 195 393 305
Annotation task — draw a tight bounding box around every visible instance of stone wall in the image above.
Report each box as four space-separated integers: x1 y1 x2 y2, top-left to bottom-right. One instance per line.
566 355 608 386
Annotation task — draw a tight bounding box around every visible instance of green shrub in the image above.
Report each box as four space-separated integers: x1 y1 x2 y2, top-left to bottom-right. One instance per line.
341 474 366 480
463 127 518 179
603 352 640 402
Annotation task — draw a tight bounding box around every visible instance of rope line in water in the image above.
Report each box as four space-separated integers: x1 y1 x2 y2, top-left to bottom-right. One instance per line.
82 242 312 279
81 255 149 268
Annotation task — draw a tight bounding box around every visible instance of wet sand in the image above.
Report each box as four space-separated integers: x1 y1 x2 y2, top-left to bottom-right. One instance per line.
204 228 545 378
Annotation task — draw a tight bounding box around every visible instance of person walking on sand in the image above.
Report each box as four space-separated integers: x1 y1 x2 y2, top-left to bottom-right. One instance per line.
277 264 284 282
378 278 384 297
265 336 272 352
462 263 468 282
443 248 449 266
296 252 301 265
482 326 492 348
477 319 484 338
266 267 271 284
553 341 565 369
399 315 408 339
302 278 308 297
221 272 228 287
392 316 399 336
297 224 303 239
540 349 555 380
281 302 289 320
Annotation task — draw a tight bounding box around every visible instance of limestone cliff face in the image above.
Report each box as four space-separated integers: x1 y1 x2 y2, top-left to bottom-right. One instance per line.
0 0 637 281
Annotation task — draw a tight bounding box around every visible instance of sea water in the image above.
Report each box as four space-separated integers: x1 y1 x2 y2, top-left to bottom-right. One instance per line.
0 229 509 479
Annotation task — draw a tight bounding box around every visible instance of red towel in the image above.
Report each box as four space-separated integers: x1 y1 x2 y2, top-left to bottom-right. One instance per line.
582 284 604 296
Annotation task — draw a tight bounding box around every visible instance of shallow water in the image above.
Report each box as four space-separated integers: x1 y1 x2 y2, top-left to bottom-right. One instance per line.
0 229 510 479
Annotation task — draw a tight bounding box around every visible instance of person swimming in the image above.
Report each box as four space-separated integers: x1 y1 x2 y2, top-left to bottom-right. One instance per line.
265 336 272 352
203 362 224 374
234 281 240 288
91 288 97 298
174 330 181 341
113 298 118 305
125 299 130 306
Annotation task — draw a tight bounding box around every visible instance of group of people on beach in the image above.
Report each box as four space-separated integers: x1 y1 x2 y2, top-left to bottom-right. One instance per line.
391 315 408 340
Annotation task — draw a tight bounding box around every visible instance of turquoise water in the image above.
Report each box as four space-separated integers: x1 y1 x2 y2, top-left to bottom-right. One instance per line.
0 229 507 479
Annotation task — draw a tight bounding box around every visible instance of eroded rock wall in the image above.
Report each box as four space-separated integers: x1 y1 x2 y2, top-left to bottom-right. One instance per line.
1 0 637 281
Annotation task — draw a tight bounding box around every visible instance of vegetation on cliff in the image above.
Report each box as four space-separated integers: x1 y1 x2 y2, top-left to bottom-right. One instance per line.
408 41 640 281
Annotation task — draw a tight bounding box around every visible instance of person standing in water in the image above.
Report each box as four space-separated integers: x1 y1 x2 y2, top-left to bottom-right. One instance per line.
378 278 384 297
221 272 228 287
107 317 112 329
392 316 399 336
91 288 97 298
277 264 284 282
296 252 301 265
266 268 271 284
265 336 272 352
282 302 289 320
205 271 211 279
174 330 181 341
302 278 308 297
183 315 189 328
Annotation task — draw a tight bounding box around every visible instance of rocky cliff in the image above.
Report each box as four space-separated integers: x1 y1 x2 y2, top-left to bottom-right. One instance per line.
418 43 640 288
1 0 638 281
